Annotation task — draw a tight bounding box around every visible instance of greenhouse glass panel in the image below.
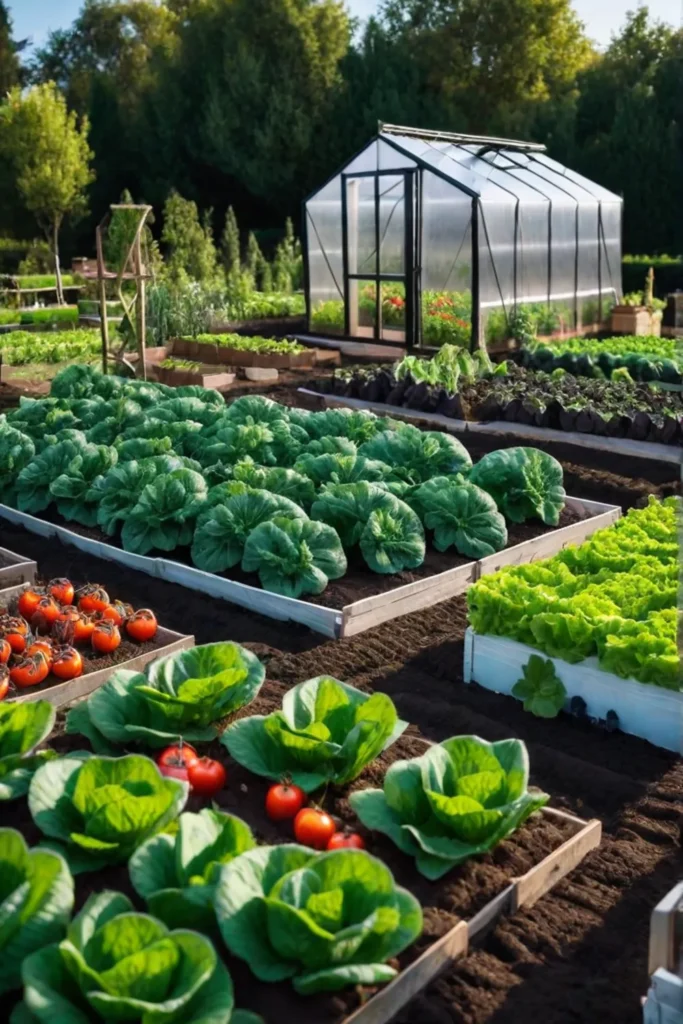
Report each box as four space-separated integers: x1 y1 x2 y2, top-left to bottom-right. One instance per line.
306 175 344 335
303 124 622 348
421 171 472 348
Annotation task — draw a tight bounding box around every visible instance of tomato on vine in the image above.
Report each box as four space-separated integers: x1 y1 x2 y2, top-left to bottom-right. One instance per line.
293 808 336 850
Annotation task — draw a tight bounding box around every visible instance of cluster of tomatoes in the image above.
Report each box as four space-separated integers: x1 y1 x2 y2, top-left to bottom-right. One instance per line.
265 779 365 852
0 578 158 698
157 741 227 798
156 743 364 851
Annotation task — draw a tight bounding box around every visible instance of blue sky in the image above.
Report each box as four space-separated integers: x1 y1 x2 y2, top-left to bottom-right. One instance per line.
8 0 679 51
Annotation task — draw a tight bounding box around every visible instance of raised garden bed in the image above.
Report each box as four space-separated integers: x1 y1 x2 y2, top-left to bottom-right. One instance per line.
313 360 683 447
29 682 600 1024
0 545 36 594
155 361 236 389
0 496 620 639
172 335 339 369
211 719 601 1024
464 628 682 753
0 579 193 707
302 390 683 466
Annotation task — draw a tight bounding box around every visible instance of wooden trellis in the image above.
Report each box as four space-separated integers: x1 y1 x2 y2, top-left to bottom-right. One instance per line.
95 204 153 378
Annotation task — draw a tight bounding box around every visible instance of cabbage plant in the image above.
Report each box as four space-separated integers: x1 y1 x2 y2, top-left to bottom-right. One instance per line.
241 516 347 597
66 642 265 751
0 829 74 994
215 845 422 994
411 476 508 557
0 700 57 801
224 675 407 791
468 446 566 525
130 809 256 931
312 482 426 574
121 467 208 554
350 736 549 879
10 890 263 1024
191 489 307 573
358 424 472 484
28 754 188 873
0 420 35 505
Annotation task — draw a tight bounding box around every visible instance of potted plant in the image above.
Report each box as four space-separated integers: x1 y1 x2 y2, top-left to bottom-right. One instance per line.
611 267 663 336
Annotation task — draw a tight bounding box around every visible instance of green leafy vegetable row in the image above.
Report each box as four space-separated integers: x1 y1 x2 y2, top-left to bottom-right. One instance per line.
0 328 100 366
192 332 306 354
522 334 682 384
0 365 567 597
468 496 680 689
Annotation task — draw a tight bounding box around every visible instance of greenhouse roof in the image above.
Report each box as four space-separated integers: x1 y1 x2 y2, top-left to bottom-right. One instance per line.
378 124 622 206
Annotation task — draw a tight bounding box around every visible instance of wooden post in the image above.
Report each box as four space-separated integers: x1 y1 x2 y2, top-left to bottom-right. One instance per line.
95 225 110 375
134 227 147 381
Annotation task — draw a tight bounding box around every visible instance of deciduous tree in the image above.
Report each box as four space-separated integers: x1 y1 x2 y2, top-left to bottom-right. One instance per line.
0 83 94 304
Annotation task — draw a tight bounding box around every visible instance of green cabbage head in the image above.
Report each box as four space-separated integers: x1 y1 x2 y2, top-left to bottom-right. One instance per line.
130 809 256 931
65 642 265 752
28 753 188 873
0 829 74 995
0 700 57 801
350 735 549 879
223 675 407 791
468 446 566 525
215 845 422 994
10 890 263 1024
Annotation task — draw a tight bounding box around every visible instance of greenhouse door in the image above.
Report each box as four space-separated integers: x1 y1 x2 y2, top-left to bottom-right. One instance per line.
342 171 416 346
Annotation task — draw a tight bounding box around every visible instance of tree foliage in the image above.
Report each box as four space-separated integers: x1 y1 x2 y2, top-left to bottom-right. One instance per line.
0 83 94 303
9 0 683 260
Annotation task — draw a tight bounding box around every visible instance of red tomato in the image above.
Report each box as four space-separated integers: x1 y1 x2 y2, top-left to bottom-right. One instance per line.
48 578 74 606
125 609 158 643
0 638 11 665
1 616 29 654
55 605 80 625
92 621 121 654
10 652 50 689
293 808 336 850
72 613 95 645
99 601 133 628
327 831 366 851
77 585 110 615
265 781 306 821
17 587 44 622
0 665 9 700
157 742 199 781
187 757 226 796
33 596 61 628
26 638 54 669
52 646 83 680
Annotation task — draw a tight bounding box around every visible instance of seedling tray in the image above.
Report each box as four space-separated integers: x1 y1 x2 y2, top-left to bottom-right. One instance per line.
0 545 37 596
0 497 619 638
464 627 683 753
0 579 194 708
299 390 683 466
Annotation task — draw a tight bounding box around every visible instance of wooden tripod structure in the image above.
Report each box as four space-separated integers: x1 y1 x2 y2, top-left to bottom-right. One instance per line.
96 204 153 378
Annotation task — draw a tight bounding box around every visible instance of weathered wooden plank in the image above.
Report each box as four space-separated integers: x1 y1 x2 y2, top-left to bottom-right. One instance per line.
341 563 477 637
0 546 36 588
477 498 620 576
10 627 194 708
342 806 598 1024
512 818 602 911
343 922 469 1024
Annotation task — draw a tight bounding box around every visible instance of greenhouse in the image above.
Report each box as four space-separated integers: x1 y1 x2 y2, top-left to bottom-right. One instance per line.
304 124 623 349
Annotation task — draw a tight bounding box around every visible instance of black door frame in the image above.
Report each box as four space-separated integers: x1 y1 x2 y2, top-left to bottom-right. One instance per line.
341 169 417 349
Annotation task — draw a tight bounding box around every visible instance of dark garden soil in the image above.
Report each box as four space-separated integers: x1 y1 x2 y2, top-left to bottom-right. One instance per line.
0 374 681 1023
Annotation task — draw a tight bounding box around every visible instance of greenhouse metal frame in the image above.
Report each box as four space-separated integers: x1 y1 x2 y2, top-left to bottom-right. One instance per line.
303 123 623 350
